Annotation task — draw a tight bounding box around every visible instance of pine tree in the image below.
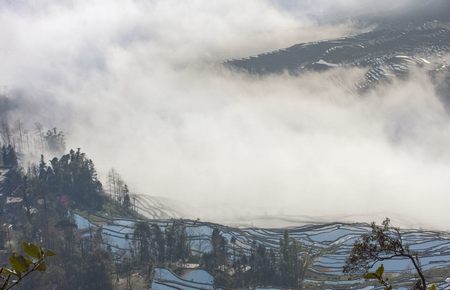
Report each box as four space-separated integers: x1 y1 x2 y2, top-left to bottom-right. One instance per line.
165 225 176 263
204 228 227 270
133 221 152 266
123 185 130 208
151 224 165 263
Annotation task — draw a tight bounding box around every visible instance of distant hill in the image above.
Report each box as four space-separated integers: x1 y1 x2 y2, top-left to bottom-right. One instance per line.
226 21 450 92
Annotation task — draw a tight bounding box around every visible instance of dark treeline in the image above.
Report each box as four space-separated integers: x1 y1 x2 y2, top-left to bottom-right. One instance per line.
33 149 104 210
129 222 312 289
1 145 313 289
0 117 66 157
202 228 311 289
131 221 191 279
106 168 132 209
0 147 137 290
0 145 18 167
0 126 313 289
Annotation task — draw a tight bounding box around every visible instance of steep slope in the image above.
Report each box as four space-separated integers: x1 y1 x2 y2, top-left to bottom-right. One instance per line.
133 193 183 219
75 214 450 289
226 21 450 90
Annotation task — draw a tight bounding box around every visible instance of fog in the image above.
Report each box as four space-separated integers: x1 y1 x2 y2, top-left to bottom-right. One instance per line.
1 0 450 229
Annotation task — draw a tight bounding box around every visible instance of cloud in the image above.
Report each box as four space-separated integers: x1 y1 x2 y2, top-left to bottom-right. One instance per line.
1 0 450 229
274 0 450 23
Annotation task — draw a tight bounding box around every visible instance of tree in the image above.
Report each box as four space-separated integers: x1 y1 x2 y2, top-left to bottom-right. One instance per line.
251 244 272 286
278 229 309 289
165 225 176 263
106 169 129 204
344 218 434 290
80 249 113 290
279 230 289 285
32 122 45 153
0 119 12 146
1 145 18 167
44 128 65 155
202 228 228 272
123 186 131 208
212 228 228 268
151 224 165 263
133 221 152 265
175 224 190 262
33 149 104 210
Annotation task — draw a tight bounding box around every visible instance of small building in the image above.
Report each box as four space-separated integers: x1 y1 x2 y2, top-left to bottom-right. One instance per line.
4 196 23 215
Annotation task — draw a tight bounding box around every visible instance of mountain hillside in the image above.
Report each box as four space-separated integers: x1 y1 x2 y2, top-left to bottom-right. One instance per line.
226 21 450 91
76 213 450 289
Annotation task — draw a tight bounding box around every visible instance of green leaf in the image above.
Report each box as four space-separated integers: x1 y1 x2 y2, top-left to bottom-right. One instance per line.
24 257 32 268
45 250 56 257
429 285 437 290
22 242 42 259
375 264 384 277
9 254 28 273
35 262 47 272
364 272 378 279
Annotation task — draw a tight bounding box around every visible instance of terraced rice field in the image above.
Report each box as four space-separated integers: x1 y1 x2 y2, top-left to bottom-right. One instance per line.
226 21 450 91
151 268 214 290
75 213 450 289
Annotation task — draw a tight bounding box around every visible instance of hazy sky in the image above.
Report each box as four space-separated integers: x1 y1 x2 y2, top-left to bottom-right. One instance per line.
1 0 450 229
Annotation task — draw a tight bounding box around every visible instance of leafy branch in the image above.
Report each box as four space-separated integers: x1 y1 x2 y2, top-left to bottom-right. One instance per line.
363 265 392 290
0 242 55 290
344 218 437 290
